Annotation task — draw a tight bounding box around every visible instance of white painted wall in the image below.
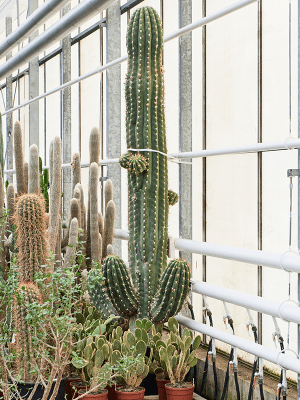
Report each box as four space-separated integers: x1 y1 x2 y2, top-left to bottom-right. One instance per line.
0 0 298 381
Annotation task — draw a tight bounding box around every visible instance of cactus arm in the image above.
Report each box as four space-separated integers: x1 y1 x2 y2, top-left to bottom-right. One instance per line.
72 153 81 193
23 161 28 193
102 200 115 259
13 121 25 194
90 162 100 264
28 144 40 194
64 217 78 269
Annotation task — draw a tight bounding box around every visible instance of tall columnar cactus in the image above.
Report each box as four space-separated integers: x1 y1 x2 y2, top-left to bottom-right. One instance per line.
88 7 190 323
28 144 40 195
15 194 48 282
13 121 25 195
13 282 43 382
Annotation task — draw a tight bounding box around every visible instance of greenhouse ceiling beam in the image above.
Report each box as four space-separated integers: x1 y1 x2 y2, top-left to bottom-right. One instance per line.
113 228 300 274
2 0 257 115
190 279 300 325
0 0 71 58
175 315 300 374
0 0 116 81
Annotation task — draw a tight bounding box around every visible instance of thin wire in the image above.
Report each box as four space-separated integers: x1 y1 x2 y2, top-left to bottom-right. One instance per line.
127 148 193 164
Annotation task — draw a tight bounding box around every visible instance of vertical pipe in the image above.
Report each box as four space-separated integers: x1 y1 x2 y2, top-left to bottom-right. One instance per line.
6 16 13 184
179 0 193 262
28 0 39 147
62 3 72 218
202 0 207 343
257 0 263 346
106 1 122 256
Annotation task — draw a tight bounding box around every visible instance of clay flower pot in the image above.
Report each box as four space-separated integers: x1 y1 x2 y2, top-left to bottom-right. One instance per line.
105 384 123 400
115 386 145 400
156 379 170 400
66 377 81 400
165 383 194 400
78 389 108 400
71 381 90 399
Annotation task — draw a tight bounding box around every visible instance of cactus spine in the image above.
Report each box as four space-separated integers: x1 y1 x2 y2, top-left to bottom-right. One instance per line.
88 7 191 324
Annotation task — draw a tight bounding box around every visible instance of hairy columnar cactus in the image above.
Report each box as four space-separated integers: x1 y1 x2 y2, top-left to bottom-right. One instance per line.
28 144 40 195
15 194 48 282
13 282 43 382
72 153 81 193
13 121 25 195
64 217 79 269
90 162 101 264
6 183 15 237
23 161 28 193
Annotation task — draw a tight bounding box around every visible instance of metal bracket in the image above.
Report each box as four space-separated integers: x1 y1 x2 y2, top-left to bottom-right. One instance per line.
287 169 300 177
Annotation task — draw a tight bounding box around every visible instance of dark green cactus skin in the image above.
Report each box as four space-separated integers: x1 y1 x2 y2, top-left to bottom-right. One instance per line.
102 256 138 318
151 259 191 323
168 190 179 206
87 269 118 320
123 6 169 318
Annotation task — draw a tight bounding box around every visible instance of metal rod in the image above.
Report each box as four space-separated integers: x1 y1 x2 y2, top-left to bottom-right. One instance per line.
1 0 258 116
175 315 300 374
190 280 300 325
113 228 300 273
0 0 116 81
0 0 71 58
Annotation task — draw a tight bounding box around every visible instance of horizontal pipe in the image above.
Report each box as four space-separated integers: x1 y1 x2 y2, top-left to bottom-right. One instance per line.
2 0 256 115
0 0 71 58
175 315 300 374
190 279 300 324
170 138 300 158
164 0 257 43
113 229 300 273
0 0 116 81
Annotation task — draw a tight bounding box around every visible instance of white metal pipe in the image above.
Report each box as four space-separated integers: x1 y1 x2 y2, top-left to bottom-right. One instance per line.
175 315 300 374
0 0 116 81
0 0 71 58
2 0 257 115
190 280 300 324
174 237 300 273
164 0 257 43
113 229 300 273
169 138 300 158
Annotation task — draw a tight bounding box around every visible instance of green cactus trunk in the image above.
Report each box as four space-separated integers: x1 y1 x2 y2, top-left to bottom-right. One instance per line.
124 6 168 318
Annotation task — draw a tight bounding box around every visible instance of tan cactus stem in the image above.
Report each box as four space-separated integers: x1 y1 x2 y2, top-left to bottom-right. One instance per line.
6 183 15 237
89 127 100 164
73 187 82 229
102 200 115 259
15 194 48 282
28 144 40 194
48 137 62 254
72 153 81 193
64 217 78 269
104 179 113 211
98 212 103 240
23 161 28 193
89 162 100 264
107 244 113 255
75 183 85 232
61 198 79 248
13 121 25 194
55 215 62 268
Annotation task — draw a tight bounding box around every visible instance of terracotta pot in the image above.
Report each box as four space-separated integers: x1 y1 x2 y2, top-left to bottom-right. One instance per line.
66 377 81 400
105 384 123 400
71 381 90 399
156 379 170 400
78 389 108 400
165 383 194 400
115 386 145 400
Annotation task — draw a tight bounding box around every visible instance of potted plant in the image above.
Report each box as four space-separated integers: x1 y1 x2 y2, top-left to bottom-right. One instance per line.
108 319 152 400
158 318 201 400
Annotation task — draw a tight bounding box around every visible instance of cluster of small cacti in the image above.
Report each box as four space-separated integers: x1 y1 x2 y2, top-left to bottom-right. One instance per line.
152 317 201 384
87 6 188 324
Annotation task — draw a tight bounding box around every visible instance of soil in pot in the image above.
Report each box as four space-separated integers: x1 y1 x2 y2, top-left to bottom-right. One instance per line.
66 377 81 400
156 379 170 400
78 388 108 400
71 381 90 399
11 378 67 400
165 382 194 400
115 386 145 400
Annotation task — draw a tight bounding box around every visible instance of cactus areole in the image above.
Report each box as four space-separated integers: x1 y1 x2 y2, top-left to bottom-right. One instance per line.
121 6 169 318
89 7 190 323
